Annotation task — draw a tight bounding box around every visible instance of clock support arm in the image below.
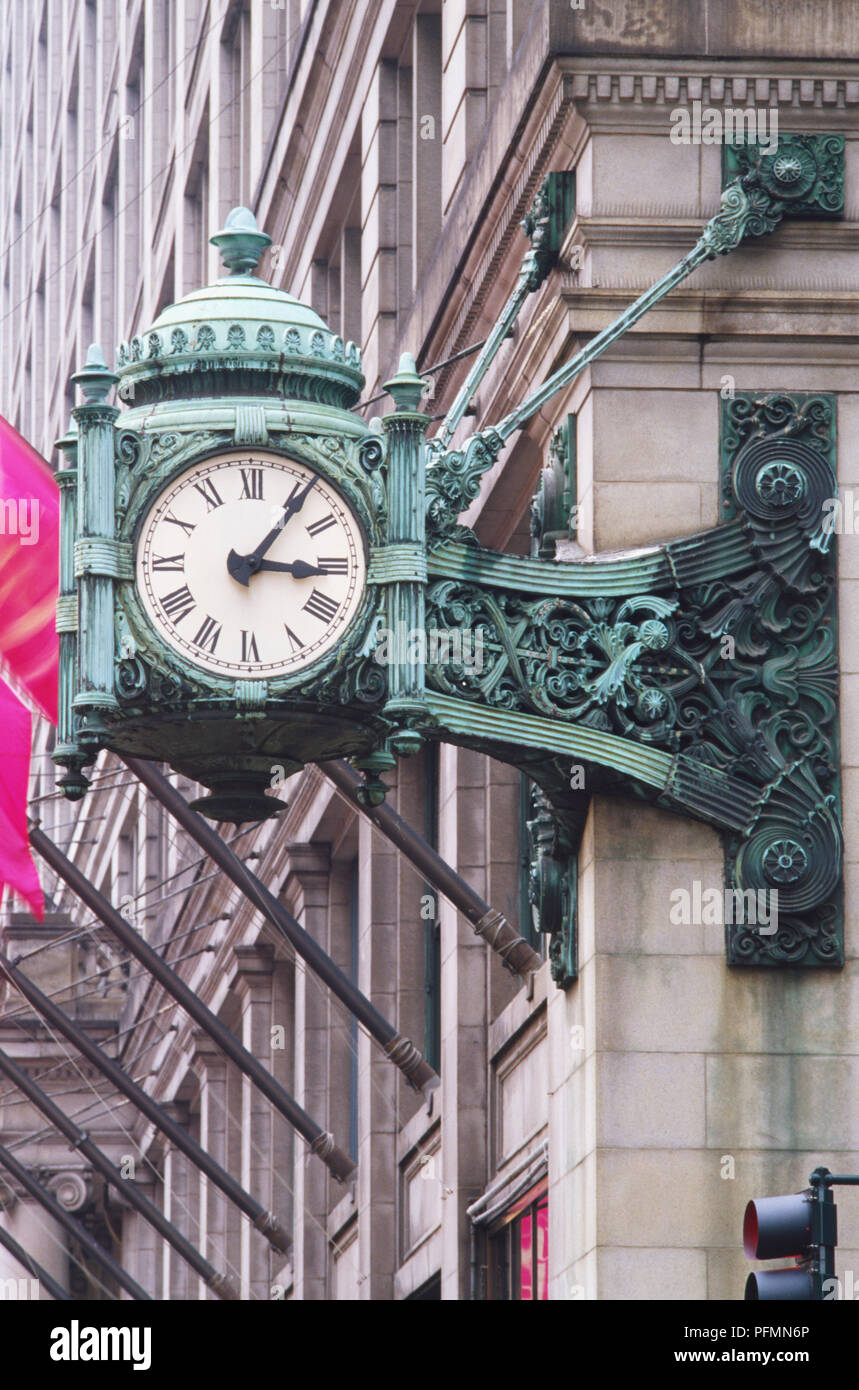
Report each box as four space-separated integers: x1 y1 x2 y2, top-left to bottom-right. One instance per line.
430 172 575 456
426 161 794 528
489 180 754 447
320 759 543 982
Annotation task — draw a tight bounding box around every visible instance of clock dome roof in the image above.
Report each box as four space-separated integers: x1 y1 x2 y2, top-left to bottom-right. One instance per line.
116 208 364 411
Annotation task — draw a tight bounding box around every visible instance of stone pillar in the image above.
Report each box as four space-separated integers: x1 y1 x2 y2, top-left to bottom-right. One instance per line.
120 1195 160 1300
360 59 399 392
438 746 490 1300
159 1100 198 1301
231 943 276 1301
284 845 330 1301
356 809 400 1300
441 0 489 211
411 13 442 291
192 1034 242 1300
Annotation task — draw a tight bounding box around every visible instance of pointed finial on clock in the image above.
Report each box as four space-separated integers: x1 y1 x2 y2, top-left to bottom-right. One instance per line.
210 207 272 276
71 344 118 403
384 353 426 412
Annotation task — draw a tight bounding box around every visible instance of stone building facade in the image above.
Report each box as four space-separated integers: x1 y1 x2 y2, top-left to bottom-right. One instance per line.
1 0 857 1300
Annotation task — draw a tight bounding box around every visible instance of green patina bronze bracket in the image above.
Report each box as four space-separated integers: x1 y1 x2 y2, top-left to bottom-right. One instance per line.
722 133 845 222
530 414 577 560
527 785 578 989
718 392 841 966
424 388 842 974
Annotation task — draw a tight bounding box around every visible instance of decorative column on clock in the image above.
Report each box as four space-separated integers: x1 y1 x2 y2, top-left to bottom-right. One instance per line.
71 344 121 758
380 353 431 757
53 416 88 797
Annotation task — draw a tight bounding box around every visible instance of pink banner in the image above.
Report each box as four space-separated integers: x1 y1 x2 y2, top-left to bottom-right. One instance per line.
0 680 43 920
0 414 59 723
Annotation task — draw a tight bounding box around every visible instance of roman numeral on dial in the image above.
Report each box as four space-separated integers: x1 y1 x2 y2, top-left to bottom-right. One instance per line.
240 469 264 500
303 589 339 624
317 556 348 574
194 477 224 511
152 553 185 572
160 585 195 624
306 514 336 538
284 624 305 653
164 512 195 536
192 615 222 653
241 630 260 662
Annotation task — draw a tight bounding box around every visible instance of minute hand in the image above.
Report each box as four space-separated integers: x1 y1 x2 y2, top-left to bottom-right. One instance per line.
227 476 317 586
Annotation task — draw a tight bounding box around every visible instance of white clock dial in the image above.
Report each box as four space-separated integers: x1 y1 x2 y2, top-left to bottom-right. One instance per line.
136 450 367 679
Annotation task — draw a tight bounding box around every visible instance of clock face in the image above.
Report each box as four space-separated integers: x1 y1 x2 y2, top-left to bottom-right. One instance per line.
135 450 367 679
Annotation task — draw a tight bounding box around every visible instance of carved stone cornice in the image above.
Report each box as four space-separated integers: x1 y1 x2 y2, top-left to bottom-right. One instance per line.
558 61 859 119
284 844 331 883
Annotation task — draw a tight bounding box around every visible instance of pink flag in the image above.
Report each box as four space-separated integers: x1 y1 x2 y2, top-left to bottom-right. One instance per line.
0 414 59 723
0 415 58 921
0 680 43 920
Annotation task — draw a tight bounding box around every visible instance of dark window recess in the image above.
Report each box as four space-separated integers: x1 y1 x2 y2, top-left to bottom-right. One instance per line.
487 1188 549 1301
518 773 544 955
406 1272 441 1300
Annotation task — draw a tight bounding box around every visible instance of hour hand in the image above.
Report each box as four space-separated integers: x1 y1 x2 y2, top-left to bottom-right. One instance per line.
227 548 256 586
227 551 323 585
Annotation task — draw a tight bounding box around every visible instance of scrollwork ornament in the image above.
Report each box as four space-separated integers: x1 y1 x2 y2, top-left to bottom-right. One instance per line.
426 429 504 544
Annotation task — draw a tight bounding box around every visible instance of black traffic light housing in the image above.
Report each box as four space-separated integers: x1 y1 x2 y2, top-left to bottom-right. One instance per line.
744 1168 838 1301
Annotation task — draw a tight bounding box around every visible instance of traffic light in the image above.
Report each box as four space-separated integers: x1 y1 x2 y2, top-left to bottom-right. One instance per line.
743 1169 837 1300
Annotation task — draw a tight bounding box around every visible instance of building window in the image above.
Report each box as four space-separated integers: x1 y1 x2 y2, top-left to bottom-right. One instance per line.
406 1272 441 1300
488 1185 548 1300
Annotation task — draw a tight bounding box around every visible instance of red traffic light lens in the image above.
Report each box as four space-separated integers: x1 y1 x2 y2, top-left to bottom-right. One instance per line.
744 1194 812 1260
743 1200 758 1258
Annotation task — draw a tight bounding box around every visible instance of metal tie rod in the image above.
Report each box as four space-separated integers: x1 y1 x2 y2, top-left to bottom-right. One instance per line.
0 947 290 1255
0 1217 73 1301
0 1046 237 1300
0 1141 150 1301
319 760 542 981
122 755 439 1096
29 824 355 1184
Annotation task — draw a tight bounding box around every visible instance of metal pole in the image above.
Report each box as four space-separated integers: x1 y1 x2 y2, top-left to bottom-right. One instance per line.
810 1166 840 1295
0 1220 72 1301
121 755 439 1096
0 1047 238 1300
319 760 542 981
0 948 290 1254
0 1142 150 1301
29 824 355 1185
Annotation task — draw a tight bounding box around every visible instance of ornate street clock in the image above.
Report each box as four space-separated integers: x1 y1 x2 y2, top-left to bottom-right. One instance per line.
56 137 845 970
54 208 395 821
